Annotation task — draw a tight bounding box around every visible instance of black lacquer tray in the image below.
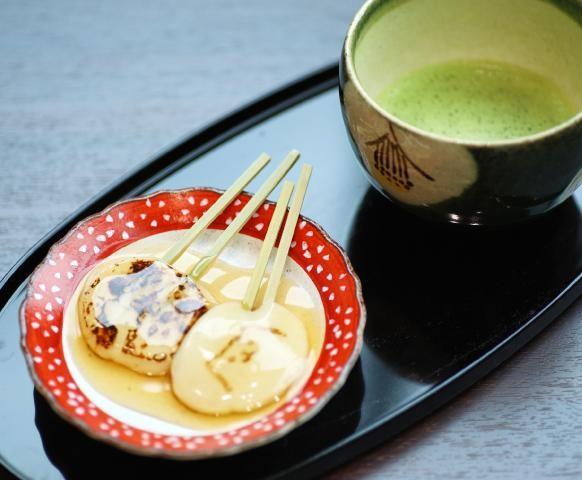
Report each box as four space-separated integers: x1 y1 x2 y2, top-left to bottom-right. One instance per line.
1 64 581 480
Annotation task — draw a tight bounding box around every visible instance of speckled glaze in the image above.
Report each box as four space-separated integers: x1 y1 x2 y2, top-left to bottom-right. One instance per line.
340 0 582 226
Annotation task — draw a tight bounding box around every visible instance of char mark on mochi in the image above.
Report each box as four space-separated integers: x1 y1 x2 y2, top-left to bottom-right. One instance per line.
91 325 117 348
129 259 154 273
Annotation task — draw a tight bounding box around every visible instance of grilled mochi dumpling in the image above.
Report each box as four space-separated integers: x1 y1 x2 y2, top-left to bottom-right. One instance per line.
78 258 208 376
171 302 309 415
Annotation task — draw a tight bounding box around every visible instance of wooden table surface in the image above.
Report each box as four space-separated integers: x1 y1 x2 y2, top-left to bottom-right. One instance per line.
2 1 581 478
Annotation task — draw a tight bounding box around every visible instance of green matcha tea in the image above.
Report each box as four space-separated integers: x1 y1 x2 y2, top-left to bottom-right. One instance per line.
376 60 577 141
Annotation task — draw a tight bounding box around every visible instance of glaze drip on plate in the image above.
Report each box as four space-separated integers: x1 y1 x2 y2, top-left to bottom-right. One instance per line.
64 230 325 433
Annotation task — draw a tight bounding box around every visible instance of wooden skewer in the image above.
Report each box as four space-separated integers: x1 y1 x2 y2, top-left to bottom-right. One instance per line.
241 181 295 311
262 164 312 307
161 153 271 266
189 150 301 279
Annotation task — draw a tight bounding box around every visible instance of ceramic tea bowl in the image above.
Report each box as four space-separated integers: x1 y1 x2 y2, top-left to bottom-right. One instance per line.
340 0 582 226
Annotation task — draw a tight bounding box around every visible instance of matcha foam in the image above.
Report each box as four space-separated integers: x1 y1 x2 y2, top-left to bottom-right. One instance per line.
376 60 577 141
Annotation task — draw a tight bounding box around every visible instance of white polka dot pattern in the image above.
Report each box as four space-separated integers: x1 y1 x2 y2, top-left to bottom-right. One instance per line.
21 188 364 457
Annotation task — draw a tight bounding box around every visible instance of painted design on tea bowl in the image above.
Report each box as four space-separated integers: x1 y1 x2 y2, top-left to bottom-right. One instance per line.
366 123 435 192
341 79 478 208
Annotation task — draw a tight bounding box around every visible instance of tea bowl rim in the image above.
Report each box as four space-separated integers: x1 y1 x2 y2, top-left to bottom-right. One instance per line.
342 0 582 149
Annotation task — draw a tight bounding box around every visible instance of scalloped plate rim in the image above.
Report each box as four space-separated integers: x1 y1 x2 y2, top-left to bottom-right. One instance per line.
20 187 366 460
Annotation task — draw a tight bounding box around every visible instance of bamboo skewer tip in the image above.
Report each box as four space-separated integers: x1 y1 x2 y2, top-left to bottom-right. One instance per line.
242 180 295 311
160 152 272 265
188 151 301 279
263 163 313 306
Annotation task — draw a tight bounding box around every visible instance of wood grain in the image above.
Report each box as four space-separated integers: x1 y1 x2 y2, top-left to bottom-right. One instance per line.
1 1 581 478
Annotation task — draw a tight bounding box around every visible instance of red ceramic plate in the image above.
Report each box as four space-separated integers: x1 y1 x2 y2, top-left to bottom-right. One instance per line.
20 188 365 458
